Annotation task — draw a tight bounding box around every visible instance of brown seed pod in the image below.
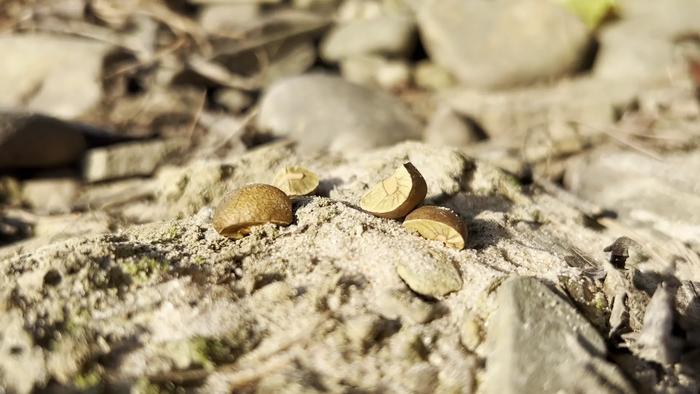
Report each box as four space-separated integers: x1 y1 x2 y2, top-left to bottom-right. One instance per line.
360 162 427 219
213 184 293 239
272 166 319 196
403 206 466 250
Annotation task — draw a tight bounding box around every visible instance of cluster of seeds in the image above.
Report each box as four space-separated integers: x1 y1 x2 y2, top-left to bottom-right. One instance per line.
359 162 466 250
212 162 466 250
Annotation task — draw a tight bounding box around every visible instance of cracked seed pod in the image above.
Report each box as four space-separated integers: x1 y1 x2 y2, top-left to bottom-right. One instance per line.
360 162 427 219
213 184 293 239
403 206 466 250
272 166 319 196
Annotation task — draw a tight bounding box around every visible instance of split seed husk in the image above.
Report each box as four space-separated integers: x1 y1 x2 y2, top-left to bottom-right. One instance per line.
213 184 293 239
403 206 466 250
360 162 427 219
272 166 319 196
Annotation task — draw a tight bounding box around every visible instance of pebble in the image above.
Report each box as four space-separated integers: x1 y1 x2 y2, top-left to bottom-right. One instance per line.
416 0 591 89
83 139 186 182
0 112 87 170
257 74 422 154
395 253 462 298
321 14 416 61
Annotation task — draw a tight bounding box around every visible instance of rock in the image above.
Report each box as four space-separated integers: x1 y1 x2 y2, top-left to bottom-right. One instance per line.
83 139 187 182
0 34 112 119
415 0 591 89
199 3 260 34
635 284 683 365
395 251 462 298
482 276 634 394
564 150 700 246
321 15 415 61
594 0 700 84
413 61 455 91
340 55 411 90
22 178 80 214
257 74 422 153
442 77 639 139
594 24 677 84
0 112 87 170
424 106 481 147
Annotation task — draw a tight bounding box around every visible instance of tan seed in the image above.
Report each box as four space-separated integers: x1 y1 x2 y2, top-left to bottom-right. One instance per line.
403 206 466 250
213 184 293 239
272 166 319 196
360 162 427 219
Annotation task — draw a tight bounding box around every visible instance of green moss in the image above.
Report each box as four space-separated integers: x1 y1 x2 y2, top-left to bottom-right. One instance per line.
593 293 608 311
123 257 168 283
193 256 207 265
74 368 102 390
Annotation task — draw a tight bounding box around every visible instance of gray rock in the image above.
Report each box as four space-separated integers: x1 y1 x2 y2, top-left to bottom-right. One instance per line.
424 106 481 147
482 276 634 394
395 252 462 298
0 112 87 170
22 178 79 214
321 15 416 61
257 74 422 153
416 0 591 89
83 139 187 182
564 150 700 246
0 34 112 119
442 77 639 139
636 284 682 365
594 0 700 83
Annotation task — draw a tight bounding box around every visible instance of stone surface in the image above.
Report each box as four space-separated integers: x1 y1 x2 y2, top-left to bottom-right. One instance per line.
0 34 112 119
424 106 481 147
321 15 415 61
564 149 700 246
257 74 422 153
0 112 87 170
83 139 187 182
482 276 634 394
416 0 591 89
22 178 80 214
442 77 639 138
395 251 462 298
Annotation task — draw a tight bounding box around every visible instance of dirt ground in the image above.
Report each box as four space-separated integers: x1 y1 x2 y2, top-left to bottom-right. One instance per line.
1 0 699 393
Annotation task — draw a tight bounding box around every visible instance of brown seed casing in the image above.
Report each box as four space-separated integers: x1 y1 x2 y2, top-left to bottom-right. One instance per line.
403 206 466 250
272 166 319 196
360 162 427 219
213 184 293 239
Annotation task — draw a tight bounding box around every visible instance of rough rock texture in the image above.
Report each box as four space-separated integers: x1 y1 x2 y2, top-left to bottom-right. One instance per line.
83 139 187 182
482 276 634 394
564 149 700 247
321 15 415 61
0 112 87 169
257 74 422 153
416 0 591 89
